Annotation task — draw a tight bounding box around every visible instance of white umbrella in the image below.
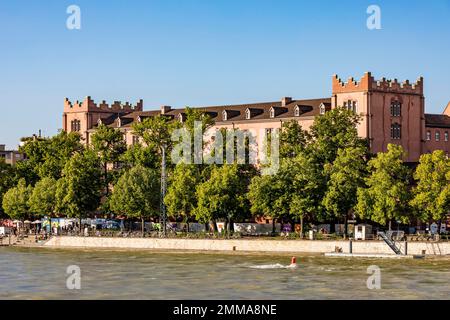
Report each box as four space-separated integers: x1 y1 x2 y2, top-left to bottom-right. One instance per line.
23 220 31 224
32 220 42 224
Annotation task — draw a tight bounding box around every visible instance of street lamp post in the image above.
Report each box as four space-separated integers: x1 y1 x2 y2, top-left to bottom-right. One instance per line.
160 143 167 237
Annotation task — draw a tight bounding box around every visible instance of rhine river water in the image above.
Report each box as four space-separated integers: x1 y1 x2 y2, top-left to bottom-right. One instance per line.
1 247 449 299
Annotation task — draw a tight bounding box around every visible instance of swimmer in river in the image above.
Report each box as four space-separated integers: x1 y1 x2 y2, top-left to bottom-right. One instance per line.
289 256 297 268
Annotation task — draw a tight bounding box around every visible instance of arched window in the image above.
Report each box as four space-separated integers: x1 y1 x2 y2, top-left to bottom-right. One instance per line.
71 119 81 132
390 123 401 140
222 110 227 121
294 105 300 117
445 131 449 142
426 131 431 141
435 131 440 142
390 101 402 117
343 100 357 113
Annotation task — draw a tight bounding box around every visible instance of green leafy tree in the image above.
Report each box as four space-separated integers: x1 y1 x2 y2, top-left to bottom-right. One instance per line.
91 124 127 196
309 107 367 165
248 154 324 236
56 151 102 228
248 173 284 233
2 178 32 221
121 144 158 169
0 160 17 217
16 136 48 185
279 120 310 158
133 115 180 157
356 144 412 228
289 154 325 236
410 150 450 226
39 131 84 180
109 165 160 235
165 163 201 231
16 132 83 184
322 146 368 237
195 164 250 235
28 177 58 218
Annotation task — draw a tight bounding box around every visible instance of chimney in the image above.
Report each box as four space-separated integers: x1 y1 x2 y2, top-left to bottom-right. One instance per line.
281 97 292 107
161 105 172 114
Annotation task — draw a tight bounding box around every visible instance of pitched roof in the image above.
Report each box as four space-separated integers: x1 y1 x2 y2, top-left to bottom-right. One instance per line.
164 98 331 122
425 114 450 128
91 97 331 130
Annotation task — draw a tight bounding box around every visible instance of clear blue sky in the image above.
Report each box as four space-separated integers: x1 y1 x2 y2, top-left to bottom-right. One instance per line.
1 0 449 149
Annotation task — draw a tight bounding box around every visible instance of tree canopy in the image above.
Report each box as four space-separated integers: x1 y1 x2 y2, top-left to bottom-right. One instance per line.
55 151 102 220
410 150 450 222
356 144 412 226
109 165 160 234
2 178 31 220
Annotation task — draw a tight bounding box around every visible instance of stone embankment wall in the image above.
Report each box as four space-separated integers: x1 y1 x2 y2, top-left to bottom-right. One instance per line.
44 237 450 256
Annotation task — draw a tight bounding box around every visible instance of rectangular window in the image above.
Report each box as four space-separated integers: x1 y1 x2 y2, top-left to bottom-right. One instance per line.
132 135 139 145
445 131 449 142
390 124 401 140
436 131 440 142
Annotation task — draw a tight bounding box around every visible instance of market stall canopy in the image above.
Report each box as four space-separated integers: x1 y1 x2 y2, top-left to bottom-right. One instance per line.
31 220 42 224
23 220 31 224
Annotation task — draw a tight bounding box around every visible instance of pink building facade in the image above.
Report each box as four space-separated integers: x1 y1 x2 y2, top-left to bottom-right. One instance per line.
63 72 450 162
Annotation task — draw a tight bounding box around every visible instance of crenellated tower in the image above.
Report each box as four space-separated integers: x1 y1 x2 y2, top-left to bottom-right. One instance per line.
63 96 143 144
332 72 425 162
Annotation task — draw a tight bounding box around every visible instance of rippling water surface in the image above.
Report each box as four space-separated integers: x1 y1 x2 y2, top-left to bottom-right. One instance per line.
1 247 449 299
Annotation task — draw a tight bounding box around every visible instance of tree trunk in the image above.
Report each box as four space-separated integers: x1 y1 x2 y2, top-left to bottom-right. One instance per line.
344 214 348 240
104 163 109 196
79 216 82 236
272 218 276 235
300 216 304 239
388 219 392 231
185 214 190 233
141 217 144 237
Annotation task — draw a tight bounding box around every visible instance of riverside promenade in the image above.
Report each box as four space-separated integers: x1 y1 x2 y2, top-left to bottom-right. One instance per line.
42 236 450 256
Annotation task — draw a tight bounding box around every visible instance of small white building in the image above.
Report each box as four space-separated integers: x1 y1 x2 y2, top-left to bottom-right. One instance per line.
354 224 373 240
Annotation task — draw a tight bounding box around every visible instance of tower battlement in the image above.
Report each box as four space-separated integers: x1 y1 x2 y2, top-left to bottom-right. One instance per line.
64 96 143 113
332 72 423 95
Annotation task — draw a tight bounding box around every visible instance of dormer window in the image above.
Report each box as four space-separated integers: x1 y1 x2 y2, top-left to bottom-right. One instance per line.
269 107 275 118
97 118 103 126
319 103 326 115
178 113 185 123
222 110 227 121
294 105 300 117
117 118 122 128
245 108 251 120
137 116 142 123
